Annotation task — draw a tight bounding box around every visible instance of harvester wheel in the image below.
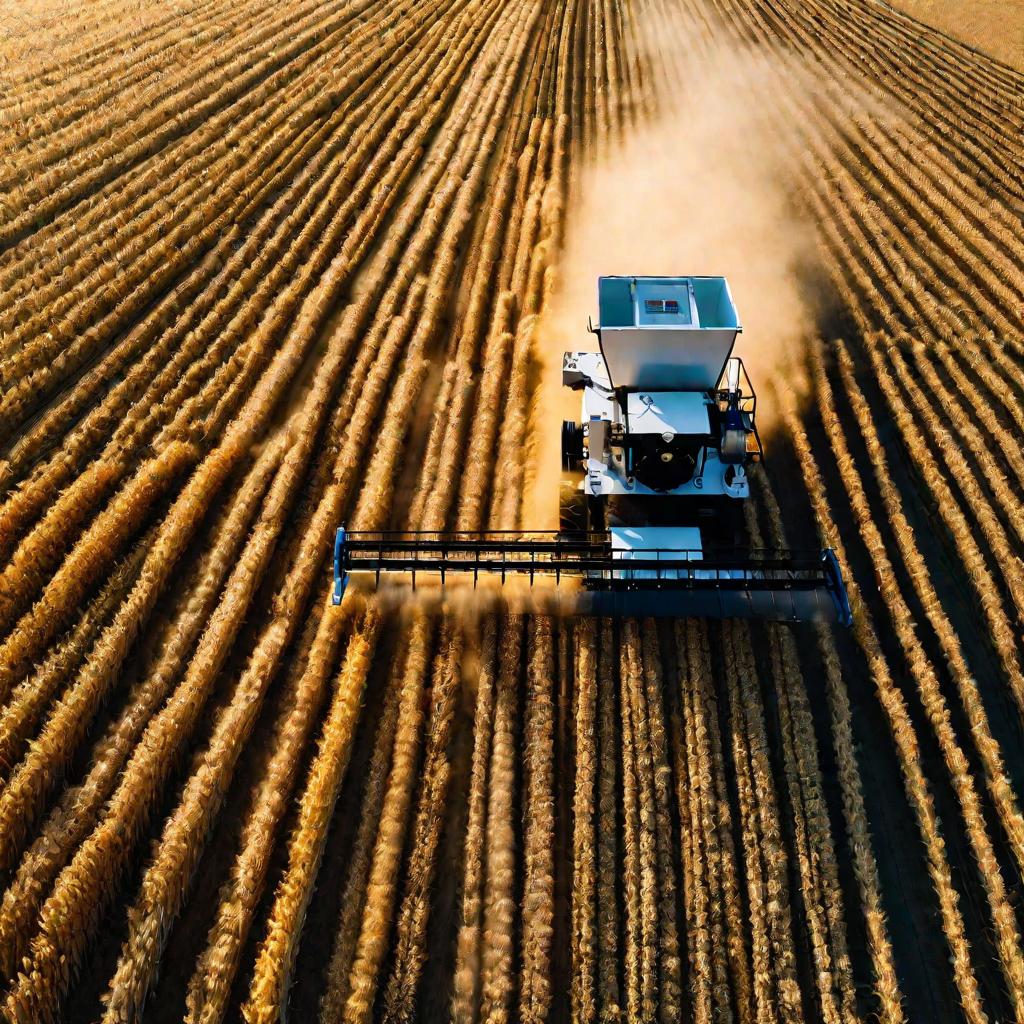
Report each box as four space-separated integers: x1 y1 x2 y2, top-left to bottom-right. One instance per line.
561 420 583 470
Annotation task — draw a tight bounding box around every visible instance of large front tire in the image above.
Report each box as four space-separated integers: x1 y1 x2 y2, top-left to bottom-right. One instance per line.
561 420 583 471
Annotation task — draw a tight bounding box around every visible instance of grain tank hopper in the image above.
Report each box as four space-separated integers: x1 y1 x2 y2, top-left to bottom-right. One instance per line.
333 275 851 624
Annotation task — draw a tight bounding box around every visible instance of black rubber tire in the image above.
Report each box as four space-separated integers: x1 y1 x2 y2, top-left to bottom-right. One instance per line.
561 419 583 471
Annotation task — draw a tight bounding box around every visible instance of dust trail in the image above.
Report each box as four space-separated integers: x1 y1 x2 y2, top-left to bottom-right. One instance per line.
343 574 587 619
524 45 823 529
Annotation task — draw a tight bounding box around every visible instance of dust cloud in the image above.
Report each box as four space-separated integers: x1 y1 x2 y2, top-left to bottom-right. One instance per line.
524 47 825 529
349 573 582 617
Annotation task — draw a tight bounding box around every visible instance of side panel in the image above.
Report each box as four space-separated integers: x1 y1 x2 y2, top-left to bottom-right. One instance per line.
599 326 739 390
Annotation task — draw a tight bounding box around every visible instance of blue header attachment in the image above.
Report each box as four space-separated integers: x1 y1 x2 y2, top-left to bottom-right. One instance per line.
822 548 853 627
327 529 854 626
332 527 347 606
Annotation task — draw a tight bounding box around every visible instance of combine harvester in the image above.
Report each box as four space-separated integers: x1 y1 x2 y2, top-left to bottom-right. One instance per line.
334 275 851 623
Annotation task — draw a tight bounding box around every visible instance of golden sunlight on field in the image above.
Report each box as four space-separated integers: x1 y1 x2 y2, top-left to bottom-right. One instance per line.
1 0 1023 1022
885 0 1024 70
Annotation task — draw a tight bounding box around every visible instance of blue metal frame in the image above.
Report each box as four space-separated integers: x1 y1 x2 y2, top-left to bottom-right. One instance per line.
331 526 855 626
822 548 853 627
332 526 347 606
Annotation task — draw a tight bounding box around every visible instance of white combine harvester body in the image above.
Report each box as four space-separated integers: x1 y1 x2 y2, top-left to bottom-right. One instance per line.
561 276 759 564
567 350 747 501
332 274 852 624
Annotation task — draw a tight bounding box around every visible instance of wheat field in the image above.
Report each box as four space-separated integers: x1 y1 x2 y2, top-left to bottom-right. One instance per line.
0 0 1023 1022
